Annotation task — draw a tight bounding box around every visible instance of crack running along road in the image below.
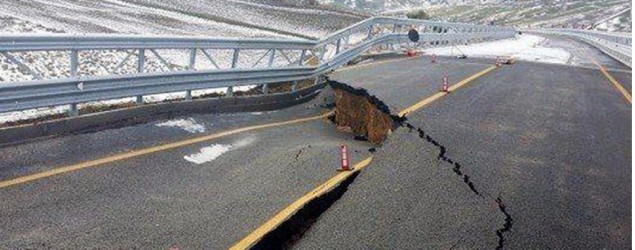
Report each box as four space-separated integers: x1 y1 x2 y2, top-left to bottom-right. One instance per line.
230 65 499 249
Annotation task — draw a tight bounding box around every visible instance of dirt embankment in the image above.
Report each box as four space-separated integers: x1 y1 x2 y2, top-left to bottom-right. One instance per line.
328 80 403 144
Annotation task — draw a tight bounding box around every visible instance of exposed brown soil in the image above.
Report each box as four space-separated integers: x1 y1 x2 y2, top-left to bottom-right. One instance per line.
235 78 316 96
329 81 399 144
80 102 137 113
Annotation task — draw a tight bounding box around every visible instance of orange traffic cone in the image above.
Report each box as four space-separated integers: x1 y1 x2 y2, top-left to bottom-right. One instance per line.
442 75 449 93
338 144 351 171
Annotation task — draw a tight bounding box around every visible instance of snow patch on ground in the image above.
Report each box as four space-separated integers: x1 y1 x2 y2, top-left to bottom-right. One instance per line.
156 118 206 133
184 136 256 164
0 106 68 124
424 34 572 65
184 144 232 164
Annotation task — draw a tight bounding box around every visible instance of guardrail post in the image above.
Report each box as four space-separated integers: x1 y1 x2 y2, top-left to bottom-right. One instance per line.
231 49 240 68
262 84 268 95
336 38 341 54
137 49 145 73
136 95 143 106
70 50 78 77
189 48 196 70
392 24 398 33
298 49 306 66
291 81 297 92
227 48 240 97
367 24 373 39
268 49 276 68
185 90 192 101
69 103 78 117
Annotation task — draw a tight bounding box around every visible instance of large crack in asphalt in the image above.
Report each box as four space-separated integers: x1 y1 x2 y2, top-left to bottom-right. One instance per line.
250 80 512 249
252 172 360 249
403 120 514 249
247 81 400 249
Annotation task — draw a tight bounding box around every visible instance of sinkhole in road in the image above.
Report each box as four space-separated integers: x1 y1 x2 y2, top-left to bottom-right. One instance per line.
328 80 404 145
248 80 400 249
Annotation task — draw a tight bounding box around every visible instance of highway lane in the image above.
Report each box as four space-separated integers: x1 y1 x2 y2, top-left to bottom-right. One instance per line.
333 56 498 113
0 98 380 248
540 34 630 71
295 58 631 248
231 59 501 249
413 61 631 249
0 105 329 181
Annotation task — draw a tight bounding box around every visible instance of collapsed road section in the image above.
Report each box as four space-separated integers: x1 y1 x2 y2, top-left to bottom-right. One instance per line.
239 79 512 249
239 80 401 249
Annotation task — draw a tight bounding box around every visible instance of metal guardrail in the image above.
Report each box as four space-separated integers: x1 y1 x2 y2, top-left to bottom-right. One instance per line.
529 29 632 67
0 17 516 116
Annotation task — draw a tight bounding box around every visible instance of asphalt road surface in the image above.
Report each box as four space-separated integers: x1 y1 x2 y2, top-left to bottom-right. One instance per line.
0 101 377 249
296 42 631 248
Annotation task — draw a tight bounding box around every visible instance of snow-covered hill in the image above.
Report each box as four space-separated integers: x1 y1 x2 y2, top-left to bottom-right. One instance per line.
0 0 364 39
319 0 632 32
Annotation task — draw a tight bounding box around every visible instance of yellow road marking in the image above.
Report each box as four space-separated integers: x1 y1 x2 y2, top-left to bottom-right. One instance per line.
229 156 373 250
398 65 498 116
335 54 423 72
231 64 499 249
585 53 631 103
0 111 333 189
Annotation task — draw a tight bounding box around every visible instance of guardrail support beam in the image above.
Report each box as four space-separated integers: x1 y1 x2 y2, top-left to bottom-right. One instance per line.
186 90 192 101
137 49 145 73
69 103 78 117
268 49 276 68
136 95 143 106
189 48 196 70
70 50 78 77
298 49 306 66
262 84 268 95
231 49 240 68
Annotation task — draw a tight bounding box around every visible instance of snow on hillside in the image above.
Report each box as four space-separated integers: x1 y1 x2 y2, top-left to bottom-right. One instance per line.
122 0 362 38
323 0 632 32
0 0 293 38
0 0 363 39
424 34 572 65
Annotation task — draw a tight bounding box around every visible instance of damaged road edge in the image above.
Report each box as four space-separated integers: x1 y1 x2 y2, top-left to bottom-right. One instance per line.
233 64 502 249
231 80 401 250
329 80 405 144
